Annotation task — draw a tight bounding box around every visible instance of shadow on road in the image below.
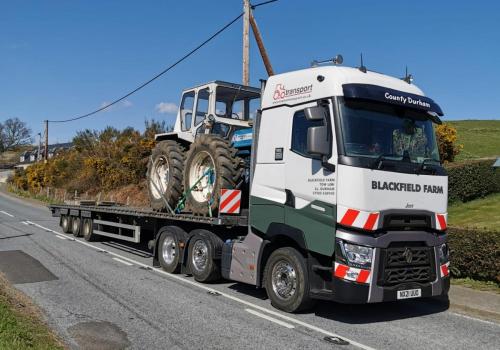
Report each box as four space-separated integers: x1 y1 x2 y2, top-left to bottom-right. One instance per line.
312 297 449 324
227 281 449 323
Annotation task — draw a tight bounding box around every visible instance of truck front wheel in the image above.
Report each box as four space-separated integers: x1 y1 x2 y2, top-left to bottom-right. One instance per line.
264 247 315 313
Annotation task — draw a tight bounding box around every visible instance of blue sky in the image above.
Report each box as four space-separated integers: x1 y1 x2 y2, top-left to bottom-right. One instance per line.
1 0 499 143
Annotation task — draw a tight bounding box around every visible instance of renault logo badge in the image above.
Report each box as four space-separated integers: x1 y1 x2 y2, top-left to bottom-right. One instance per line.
402 248 413 264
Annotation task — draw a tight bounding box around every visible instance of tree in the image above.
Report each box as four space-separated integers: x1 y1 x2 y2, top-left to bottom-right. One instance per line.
435 123 462 163
0 118 32 150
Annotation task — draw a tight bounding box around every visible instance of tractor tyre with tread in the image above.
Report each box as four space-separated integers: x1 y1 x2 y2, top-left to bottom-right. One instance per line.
183 135 244 216
147 140 185 211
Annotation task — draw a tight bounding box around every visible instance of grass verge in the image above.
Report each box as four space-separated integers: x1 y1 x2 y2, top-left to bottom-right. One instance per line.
447 193 500 231
0 274 64 349
6 185 61 205
451 278 500 294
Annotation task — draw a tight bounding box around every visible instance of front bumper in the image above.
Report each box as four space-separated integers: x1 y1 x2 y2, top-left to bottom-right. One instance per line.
329 229 450 304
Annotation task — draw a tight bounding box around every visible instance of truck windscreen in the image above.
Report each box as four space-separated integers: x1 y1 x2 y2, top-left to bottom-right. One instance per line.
339 99 440 165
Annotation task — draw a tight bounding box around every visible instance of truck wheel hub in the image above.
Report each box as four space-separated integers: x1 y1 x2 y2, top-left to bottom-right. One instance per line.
192 240 208 272
162 236 177 265
272 261 297 300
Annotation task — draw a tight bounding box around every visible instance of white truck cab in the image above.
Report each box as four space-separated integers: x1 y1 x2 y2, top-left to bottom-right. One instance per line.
235 65 450 310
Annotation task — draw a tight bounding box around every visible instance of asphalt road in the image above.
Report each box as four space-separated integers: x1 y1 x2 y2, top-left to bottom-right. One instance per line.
0 190 499 350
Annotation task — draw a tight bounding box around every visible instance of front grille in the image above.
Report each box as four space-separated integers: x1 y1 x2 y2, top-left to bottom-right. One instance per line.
378 245 435 286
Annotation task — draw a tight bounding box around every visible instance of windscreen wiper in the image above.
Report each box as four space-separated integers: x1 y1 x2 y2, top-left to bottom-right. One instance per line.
370 153 400 169
417 158 440 174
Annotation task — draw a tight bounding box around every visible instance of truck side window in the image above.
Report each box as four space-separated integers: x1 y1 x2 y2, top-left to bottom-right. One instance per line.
180 91 195 131
291 110 324 158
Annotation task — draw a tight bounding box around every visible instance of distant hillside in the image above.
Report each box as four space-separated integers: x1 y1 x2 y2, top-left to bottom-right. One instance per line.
447 120 500 161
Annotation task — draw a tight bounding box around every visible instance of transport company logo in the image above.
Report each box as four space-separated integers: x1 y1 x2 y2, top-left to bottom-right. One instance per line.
273 83 313 102
372 181 444 194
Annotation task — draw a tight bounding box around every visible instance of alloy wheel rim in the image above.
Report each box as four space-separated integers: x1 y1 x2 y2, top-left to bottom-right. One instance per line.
271 260 297 300
162 235 177 265
191 239 209 272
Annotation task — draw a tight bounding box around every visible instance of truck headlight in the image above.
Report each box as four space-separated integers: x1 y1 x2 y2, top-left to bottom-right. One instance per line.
438 243 449 263
342 243 373 268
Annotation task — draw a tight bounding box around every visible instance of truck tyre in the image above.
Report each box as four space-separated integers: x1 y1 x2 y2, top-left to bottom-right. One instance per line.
147 140 185 211
157 227 186 273
183 135 244 215
61 215 72 234
71 217 82 237
82 218 96 242
187 230 222 282
264 247 315 313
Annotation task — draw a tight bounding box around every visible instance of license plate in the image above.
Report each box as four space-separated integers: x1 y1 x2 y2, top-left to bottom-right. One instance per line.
397 288 421 300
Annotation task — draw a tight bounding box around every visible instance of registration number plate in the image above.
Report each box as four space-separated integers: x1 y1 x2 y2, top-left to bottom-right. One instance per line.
397 288 421 300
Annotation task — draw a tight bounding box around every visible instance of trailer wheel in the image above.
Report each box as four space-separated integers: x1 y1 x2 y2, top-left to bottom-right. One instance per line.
187 231 222 282
157 227 185 273
264 247 315 313
82 218 96 242
183 135 244 216
71 217 82 237
61 215 72 234
147 140 185 211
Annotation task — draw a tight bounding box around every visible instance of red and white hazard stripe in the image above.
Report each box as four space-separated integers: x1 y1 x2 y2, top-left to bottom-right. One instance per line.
440 262 450 278
219 189 242 214
337 205 380 231
334 262 371 284
435 213 447 231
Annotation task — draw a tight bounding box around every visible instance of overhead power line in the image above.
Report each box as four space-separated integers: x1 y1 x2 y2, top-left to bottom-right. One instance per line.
48 12 244 123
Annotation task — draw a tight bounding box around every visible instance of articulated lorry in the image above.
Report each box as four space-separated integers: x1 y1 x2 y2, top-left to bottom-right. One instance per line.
50 60 450 312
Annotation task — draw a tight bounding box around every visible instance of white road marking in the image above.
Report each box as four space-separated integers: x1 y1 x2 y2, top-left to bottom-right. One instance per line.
56 235 67 240
0 210 14 217
21 221 29 225
245 308 295 329
450 312 499 327
112 257 134 266
29 221 375 350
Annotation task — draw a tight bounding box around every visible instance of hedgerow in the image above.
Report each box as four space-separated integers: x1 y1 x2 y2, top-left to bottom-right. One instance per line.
445 159 500 203
447 227 500 284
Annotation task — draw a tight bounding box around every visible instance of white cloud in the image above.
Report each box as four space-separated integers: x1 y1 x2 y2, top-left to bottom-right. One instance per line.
99 100 133 111
155 102 178 114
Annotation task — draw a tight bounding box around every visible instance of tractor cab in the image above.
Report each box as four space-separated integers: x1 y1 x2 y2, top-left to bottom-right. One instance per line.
172 81 260 144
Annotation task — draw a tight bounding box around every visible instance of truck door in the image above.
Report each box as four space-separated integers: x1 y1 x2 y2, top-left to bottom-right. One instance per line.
284 101 338 256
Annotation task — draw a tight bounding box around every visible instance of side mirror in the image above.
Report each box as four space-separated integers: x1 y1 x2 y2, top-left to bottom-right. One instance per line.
304 106 327 121
307 126 330 156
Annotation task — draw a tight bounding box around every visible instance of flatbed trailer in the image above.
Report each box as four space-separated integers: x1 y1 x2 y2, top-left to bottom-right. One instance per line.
49 203 248 268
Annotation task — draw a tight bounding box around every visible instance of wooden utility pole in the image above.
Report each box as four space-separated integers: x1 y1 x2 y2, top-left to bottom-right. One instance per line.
249 10 274 76
44 120 49 162
242 0 250 85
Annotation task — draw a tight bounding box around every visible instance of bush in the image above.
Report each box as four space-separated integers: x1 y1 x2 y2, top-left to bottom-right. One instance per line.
436 123 462 163
447 227 499 284
446 159 500 203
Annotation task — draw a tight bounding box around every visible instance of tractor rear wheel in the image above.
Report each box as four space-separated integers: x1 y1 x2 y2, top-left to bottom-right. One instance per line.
183 135 244 216
147 140 185 211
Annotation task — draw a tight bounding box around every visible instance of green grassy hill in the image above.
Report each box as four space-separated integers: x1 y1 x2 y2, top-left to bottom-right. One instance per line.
447 120 500 161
